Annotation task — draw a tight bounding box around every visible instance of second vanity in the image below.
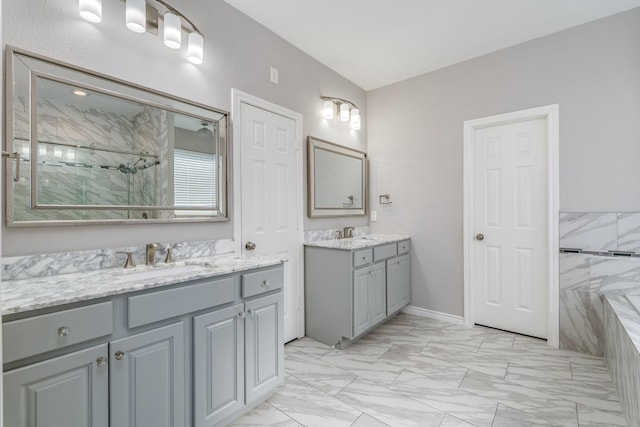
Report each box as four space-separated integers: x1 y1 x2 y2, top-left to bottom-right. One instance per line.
304 234 411 348
1 252 284 427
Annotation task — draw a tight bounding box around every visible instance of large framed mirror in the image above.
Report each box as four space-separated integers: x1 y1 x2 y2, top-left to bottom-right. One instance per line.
5 47 229 226
307 136 366 217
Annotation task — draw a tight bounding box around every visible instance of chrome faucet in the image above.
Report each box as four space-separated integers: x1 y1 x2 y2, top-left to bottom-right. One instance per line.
343 227 355 238
145 243 161 265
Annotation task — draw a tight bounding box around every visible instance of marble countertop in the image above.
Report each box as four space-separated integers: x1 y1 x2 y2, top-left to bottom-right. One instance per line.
1 253 282 316
304 234 410 250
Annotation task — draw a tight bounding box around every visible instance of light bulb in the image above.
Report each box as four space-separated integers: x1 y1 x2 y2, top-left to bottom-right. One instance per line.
322 100 334 120
339 103 350 122
350 108 361 130
188 32 204 64
126 0 146 33
163 12 181 49
79 0 102 23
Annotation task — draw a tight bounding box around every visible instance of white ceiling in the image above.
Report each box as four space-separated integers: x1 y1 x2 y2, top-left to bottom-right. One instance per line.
224 0 640 90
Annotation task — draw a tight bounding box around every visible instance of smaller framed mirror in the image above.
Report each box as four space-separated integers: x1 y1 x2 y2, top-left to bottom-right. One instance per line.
308 136 366 217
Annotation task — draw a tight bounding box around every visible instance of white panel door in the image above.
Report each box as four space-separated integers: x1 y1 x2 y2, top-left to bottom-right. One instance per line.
472 118 548 338
240 102 300 343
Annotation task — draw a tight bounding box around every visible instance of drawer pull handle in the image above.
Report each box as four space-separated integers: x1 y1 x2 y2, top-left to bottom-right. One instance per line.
261 280 270 288
57 326 70 337
115 351 126 361
96 356 108 368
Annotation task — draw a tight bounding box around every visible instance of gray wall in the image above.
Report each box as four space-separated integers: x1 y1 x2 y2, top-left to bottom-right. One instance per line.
2 0 367 256
367 8 640 317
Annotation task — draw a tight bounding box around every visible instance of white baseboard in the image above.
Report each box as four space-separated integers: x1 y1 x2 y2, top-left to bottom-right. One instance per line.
402 305 464 325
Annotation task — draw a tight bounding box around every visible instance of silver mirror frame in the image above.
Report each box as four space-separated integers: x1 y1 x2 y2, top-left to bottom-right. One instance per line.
307 136 367 218
4 46 231 227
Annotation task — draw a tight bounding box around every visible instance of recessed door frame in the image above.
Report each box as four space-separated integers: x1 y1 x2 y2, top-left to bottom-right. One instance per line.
463 105 559 347
231 89 305 340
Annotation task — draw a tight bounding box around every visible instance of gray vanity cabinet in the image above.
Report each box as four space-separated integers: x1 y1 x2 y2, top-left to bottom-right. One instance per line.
3 344 109 427
387 253 411 315
353 262 387 337
193 303 245 427
110 322 185 427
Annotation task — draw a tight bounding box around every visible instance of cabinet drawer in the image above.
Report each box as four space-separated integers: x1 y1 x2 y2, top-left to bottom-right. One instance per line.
353 249 373 268
3 302 113 363
242 267 283 298
374 243 397 261
398 240 410 254
128 278 235 328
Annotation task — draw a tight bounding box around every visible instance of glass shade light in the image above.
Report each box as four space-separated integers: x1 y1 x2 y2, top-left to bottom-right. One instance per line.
188 32 204 64
79 0 102 23
339 103 350 122
126 0 146 33
164 12 181 49
350 108 361 130
322 100 334 120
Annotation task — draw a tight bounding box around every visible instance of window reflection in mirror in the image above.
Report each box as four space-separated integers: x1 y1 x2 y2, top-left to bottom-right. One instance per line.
6 48 228 226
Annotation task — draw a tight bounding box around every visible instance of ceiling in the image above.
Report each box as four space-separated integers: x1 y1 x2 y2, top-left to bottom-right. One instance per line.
224 0 640 91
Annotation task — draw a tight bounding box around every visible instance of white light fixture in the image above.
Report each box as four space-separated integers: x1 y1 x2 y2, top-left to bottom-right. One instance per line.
79 0 102 23
188 32 204 64
72 88 89 97
339 103 350 122
78 0 205 64
322 100 334 120
126 0 146 33
163 12 181 49
320 96 360 130
350 108 361 130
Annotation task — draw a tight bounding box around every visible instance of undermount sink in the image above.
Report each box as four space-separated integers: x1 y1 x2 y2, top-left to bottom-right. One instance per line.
111 262 211 281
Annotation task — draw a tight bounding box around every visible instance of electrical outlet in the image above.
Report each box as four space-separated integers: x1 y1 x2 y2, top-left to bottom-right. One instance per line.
270 67 279 84
371 210 377 222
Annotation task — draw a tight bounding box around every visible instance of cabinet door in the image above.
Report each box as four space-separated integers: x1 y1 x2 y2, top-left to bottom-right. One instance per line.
353 266 372 337
387 255 411 314
110 322 185 427
245 292 284 403
371 262 387 325
4 344 109 427
193 303 244 427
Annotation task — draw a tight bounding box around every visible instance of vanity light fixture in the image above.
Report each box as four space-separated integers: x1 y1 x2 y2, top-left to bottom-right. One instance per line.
79 0 102 22
71 88 89 97
78 0 204 64
320 96 361 130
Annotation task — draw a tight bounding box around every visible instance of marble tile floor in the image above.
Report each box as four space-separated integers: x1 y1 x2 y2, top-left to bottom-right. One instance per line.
230 313 628 427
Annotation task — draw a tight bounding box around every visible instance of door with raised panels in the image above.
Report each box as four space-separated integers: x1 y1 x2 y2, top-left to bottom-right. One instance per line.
240 102 301 343
472 118 548 338
3 344 109 427
109 322 185 427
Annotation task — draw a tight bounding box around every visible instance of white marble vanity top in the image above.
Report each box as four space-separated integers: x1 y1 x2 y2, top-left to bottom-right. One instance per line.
304 234 410 250
1 253 282 316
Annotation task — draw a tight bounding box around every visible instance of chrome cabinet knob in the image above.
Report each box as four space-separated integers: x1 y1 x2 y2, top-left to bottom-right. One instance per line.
96 356 108 367
247 309 255 316
475 233 485 241
245 241 256 251
261 280 270 288
115 351 126 361
58 326 70 337
238 311 247 319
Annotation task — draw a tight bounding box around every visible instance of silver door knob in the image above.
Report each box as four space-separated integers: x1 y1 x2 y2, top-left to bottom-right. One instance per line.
115 351 126 361
58 326 70 337
96 356 108 368
245 241 256 251
476 233 485 241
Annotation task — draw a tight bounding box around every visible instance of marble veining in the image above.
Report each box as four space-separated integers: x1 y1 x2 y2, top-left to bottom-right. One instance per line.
304 226 369 243
304 234 410 250
1 252 281 316
559 212 617 251
1 238 235 281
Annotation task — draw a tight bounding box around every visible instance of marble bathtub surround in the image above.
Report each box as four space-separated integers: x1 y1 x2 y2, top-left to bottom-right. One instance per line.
559 254 640 356
604 296 640 426
304 226 369 243
560 212 640 253
1 238 235 281
1 251 280 316
231 313 627 427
